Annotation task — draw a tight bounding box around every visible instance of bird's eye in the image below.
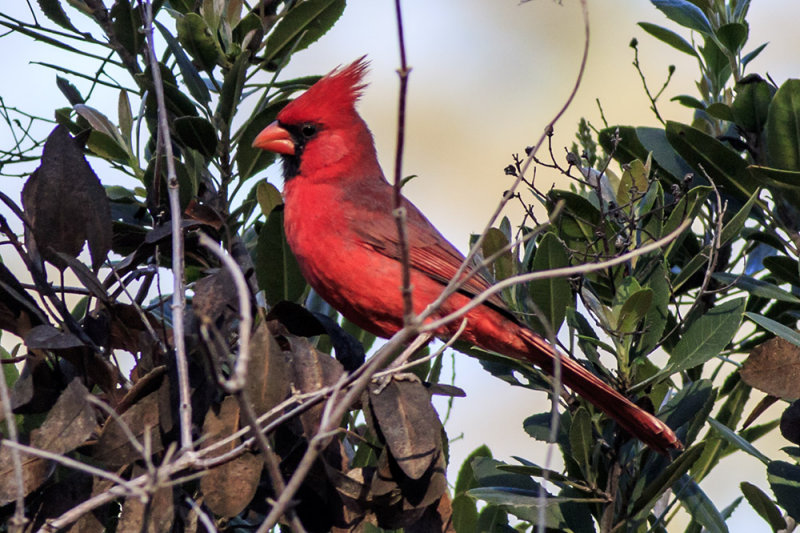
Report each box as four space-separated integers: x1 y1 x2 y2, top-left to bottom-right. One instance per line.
301 124 317 138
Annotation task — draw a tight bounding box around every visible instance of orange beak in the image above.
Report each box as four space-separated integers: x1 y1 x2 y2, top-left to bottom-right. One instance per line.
252 121 295 155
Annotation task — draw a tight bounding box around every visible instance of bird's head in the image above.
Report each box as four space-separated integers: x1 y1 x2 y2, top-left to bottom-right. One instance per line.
252 57 381 182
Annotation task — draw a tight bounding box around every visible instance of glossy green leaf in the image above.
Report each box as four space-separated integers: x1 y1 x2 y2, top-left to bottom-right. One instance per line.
176 13 223 72
701 37 733 90
673 475 729 533
651 0 713 34
453 445 491 533
174 116 218 158
666 121 759 201
255 207 306 305
707 417 769 465
712 272 800 303
87 131 130 162
741 481 787 532
748 165 800 189
638 22 696 55
763 256 800 286
118 90 133 144
264 0 346 64
745 312 800 348
668 297 744 371
617 158 650 211
766 79 800 171
720 190 758 246
768 460 800 521
528 233 571 335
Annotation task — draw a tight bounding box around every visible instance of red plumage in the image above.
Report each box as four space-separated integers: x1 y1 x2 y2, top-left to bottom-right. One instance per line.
253 58 681 454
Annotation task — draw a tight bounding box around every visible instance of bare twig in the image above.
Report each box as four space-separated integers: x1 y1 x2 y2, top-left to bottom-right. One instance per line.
142 0 194 454
392 0 415 326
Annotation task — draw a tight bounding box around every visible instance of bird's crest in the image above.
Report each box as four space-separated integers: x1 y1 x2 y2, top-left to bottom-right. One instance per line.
278 57 369 124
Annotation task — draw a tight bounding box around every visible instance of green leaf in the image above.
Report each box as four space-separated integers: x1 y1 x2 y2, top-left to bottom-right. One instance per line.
156 20 211 105
111 0 143 57
216 50 249 130
616 288 653 336
720 190 758 246
635 262 670 357
748 165 800 190
745 312 800 348
176 13 224 72
672 94 706 109
568 407 592 476
235 100 285 180
255 207 306 305
651 0 713 34
667 298 744 372
666 121 759 202
707 417 769 465
763 256 800 286
256 181 282 216
706 102 734 122
630 442 705 519
743 42 768 67
529 233 571 335
716 22 748 54
638 22 697 55
767 79 800 171
673 475 729 533
264 0 346 64
174 116 218 158
482 228 514 282
87 131 130 162
118 90 133 144
768 460 800 521
37 0 80 33
712 272 800 303
732 76 773 132
453 445 491 533
741 481 787 532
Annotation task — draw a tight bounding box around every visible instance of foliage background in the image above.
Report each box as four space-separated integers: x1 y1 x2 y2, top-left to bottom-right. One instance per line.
1 0 800 530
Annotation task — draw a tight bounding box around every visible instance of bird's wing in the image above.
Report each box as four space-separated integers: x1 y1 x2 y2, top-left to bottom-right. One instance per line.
349 183 515 318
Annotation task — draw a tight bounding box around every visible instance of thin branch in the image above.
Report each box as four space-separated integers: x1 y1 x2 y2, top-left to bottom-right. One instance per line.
392 0 414 326
420 219 692 333
142 0 194 453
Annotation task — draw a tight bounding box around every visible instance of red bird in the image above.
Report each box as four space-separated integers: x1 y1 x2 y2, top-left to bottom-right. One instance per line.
252 59 681 453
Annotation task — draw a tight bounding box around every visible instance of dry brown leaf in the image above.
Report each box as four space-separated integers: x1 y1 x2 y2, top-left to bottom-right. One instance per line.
200 396 263 517
369 375 441 480
741 337 800 399
94 386 163 468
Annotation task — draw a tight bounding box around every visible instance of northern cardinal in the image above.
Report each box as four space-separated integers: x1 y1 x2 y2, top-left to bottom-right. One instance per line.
252 59 681 453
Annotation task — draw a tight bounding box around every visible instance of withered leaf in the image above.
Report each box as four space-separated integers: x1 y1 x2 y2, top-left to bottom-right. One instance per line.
95 386 163 468
25 472 94 532
285 331 345 437
0 447 52 505
25 324 84 350
369 375 442 480
22 125 112 270
246 320 290 418
30 378 95 454
117 465 174 533
200 396 263 517
193 268 237 325
741 337 800 399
